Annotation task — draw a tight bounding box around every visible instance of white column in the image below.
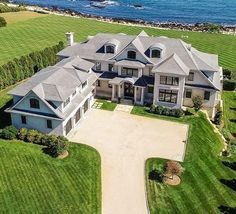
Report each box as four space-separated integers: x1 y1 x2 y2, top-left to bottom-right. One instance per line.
134 86 137 103
118 84 121 98
112 84 115 100
141 87 144 105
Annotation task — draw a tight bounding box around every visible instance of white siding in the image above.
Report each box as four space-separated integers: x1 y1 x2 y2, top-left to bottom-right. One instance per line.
11 113 63 135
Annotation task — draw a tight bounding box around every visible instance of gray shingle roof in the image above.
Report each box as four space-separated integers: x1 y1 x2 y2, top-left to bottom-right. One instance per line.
9 57 96 102
152 53 190 76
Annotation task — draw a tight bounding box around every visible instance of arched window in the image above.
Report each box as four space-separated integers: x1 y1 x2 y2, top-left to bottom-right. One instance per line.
30 98 40 109
151 49 161 58
106 45 115 54
127 51 136 60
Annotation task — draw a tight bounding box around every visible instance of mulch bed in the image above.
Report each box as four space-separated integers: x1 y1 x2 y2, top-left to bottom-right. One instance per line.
163 174 181 186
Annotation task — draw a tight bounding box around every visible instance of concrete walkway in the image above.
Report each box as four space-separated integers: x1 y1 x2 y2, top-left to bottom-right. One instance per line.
69 109 188 214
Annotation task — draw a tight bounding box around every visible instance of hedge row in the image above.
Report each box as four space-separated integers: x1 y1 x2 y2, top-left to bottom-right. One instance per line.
0 4 25 13
0 41 64 90
223 80 236 91
150 105 185 118
0 126 68 157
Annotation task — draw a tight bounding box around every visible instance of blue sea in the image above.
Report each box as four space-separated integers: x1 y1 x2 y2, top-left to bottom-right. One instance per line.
13 0 236 25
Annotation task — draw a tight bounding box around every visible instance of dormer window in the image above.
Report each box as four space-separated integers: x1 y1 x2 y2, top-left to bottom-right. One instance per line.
127 51 136 60
106 45 115 54
30 98 40 109
151 49 161 58
149 43 165 59
95 62 101 71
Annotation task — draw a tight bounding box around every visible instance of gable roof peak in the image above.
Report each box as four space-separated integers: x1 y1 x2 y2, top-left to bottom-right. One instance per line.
138 30 149 37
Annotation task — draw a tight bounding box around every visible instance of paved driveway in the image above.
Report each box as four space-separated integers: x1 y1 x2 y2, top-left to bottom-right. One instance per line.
69 108 188 214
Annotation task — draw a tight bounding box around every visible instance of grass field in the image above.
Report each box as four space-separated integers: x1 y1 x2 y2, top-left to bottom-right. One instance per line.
0 13 236 79
95 99 117 111
0 140 101 213
0 11 47 25
132 106 236 213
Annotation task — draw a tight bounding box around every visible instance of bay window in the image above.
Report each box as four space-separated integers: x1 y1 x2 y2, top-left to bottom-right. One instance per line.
159 89 178 104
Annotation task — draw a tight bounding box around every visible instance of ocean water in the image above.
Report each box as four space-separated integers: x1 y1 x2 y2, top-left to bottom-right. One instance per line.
13 0 236 25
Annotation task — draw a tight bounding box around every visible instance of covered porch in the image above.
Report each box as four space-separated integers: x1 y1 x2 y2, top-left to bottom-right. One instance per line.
109 77 145 105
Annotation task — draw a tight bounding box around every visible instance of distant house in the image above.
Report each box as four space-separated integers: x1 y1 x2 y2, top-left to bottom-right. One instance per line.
6 31 222 136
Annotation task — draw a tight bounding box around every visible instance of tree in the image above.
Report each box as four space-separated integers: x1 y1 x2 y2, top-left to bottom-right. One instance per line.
192 96 203 111
0 16 6 27
165 161 183 179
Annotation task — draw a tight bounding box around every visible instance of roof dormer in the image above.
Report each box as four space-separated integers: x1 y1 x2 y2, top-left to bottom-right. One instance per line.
149 43 165 58
105 39 120 54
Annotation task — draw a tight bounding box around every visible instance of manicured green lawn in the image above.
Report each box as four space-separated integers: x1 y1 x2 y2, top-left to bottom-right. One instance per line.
132 106 236 213
222 91 236 138
0 140 101 213
0 13 236 79
95 99 117 111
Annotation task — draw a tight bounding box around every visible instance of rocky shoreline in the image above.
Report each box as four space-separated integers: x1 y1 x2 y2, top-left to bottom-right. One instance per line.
6 1 236 35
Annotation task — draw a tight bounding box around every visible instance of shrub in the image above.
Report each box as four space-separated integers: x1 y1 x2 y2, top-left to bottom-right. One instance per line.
150 104 156 113
185 108 194 116
192 96 203 111
18 128 28 140
49 139 68 157
165 161 183 179
149 168 164 182
33 133 44 144
223 80 236 91
25 129 39 143
173 109 184 117
155 105 164 115
223 68 232 80
214 109 223 125
0 125 18 140
45 134 59 147
0 16 6 27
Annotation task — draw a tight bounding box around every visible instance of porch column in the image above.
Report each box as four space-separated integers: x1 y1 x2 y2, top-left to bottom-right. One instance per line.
118 84 121 98
112 84 115 100
141 87 144 105
134 86 137 103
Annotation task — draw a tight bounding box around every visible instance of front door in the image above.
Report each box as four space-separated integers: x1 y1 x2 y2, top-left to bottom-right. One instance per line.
124 82 134 98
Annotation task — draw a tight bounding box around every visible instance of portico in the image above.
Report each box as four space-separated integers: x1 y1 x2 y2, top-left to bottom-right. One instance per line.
109 77 145 105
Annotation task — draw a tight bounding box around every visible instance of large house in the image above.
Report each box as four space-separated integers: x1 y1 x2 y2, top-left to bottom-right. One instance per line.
6 31 223 136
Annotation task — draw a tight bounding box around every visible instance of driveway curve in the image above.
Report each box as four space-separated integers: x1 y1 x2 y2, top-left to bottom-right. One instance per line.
69 108 188 214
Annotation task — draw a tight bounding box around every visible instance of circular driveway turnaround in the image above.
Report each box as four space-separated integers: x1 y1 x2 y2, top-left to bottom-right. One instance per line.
69 108 188 214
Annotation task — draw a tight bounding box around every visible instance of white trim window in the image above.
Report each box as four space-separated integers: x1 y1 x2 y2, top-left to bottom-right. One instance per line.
95 62 101 71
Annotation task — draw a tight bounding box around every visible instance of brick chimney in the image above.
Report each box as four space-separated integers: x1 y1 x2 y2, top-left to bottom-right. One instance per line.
65 32 74 46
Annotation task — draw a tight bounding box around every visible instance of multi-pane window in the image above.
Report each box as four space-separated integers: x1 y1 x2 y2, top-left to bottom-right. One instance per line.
185 89 192 98
21 115 26 124
63 97 70 108
47 120 52 129
106 45 115 54
121 67 138 77
204 91 211 100
95 62 101 71
159 89 178 104
148 86 154 94
188 72 194 81
151 49 161 58
108 64 114 72
30 98 40 109
127 51 136 59
160 76 179 86
75 108 81 124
